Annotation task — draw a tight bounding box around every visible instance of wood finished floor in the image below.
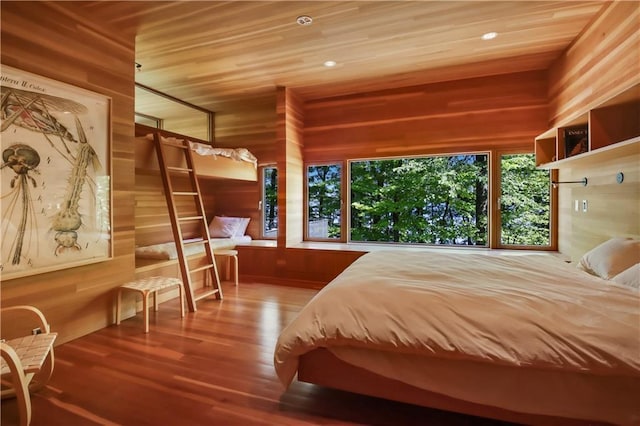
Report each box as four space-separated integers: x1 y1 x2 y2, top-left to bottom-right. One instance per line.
1 282 513 426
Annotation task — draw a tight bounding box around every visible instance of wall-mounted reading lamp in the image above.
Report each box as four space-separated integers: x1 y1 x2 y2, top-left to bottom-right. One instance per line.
551 177 588 188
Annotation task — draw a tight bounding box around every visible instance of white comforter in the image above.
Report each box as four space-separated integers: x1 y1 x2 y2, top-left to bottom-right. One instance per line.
274 250 640 422
144 133 258 167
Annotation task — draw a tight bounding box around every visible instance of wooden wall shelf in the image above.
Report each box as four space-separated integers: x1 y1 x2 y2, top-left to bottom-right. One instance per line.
535 83 640 169
537 137 639 170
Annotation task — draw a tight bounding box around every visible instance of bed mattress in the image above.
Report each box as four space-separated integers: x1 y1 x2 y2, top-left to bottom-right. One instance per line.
135 236 251 260
274 250 640 424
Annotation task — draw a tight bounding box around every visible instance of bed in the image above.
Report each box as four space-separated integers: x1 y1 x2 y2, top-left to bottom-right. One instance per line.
274 248 640 425
135 215 252 261
135 236 251 260
135 125 257 182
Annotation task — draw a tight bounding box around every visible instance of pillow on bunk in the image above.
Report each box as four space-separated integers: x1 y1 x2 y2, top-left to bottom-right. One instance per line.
233 217 250 237
209 216 241 238
208 216 250 238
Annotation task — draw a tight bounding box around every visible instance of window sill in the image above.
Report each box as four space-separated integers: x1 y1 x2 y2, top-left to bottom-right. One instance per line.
238 239 560 257
290 241 556 256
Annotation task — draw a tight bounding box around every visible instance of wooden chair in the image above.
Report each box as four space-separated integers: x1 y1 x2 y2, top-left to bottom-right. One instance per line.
1 306 57 426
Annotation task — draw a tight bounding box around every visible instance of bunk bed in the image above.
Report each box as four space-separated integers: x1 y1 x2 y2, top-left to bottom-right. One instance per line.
135 124 257 182
274 241 640 425
133 125 257 288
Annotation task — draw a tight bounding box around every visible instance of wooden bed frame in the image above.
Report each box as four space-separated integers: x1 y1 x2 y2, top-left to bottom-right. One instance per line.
135 124 257 182
297 348 605 426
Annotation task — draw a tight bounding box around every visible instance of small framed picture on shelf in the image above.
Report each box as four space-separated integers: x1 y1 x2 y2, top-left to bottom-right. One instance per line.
564 125 588 158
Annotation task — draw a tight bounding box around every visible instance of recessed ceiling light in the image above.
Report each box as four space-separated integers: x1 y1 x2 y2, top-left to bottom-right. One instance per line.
296 15 313 26
323 60 337 67
481 32 498 40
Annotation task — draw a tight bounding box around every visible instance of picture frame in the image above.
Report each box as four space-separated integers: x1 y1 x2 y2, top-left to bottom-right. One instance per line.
1 65 112 280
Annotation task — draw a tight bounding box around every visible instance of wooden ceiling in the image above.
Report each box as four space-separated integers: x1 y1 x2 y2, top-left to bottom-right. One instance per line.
78 1 606 112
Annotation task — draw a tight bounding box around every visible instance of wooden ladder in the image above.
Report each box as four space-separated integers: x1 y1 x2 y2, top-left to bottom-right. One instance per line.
153 132 223 312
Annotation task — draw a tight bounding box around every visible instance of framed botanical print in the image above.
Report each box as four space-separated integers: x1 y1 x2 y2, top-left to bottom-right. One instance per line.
1 65 112 280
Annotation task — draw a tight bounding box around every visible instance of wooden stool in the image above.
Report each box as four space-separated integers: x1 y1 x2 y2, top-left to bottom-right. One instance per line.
214 249 239 286
116 276 184 333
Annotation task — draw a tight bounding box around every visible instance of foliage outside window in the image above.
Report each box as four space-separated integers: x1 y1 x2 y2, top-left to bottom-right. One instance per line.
350 155 488 245
307 164 342 239
500 154 551 246
262 166 278 238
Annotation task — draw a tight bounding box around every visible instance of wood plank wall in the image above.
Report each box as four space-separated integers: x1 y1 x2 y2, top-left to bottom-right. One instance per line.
267 86 305 277
547 2 640 126
565 154 640 261
277 87 305 247
206 180 261 237
547 1 640 258
0 2 136 344
215 93 278 164
303 70 549 162
238 246 365 289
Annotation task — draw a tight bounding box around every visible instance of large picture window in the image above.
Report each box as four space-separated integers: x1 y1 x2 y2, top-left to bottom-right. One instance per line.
349 154 488 245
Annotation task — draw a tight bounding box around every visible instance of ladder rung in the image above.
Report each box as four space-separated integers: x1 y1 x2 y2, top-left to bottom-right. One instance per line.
182 239 208 248
177 216 204 222
194 288 220 301
167 166 193 173
190 263 215 274
173 191 198 196
162 140 189 149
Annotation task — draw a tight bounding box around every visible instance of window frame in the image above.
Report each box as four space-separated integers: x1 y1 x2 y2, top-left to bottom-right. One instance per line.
301 150 556 251
260 164 278 240
491 149 558 251
304 162 345 242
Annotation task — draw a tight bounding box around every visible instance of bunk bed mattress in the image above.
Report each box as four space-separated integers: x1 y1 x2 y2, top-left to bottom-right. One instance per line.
135 132 258 181
135 236 251 260
144 133 258 167
189 141 257 167
273 250 640 423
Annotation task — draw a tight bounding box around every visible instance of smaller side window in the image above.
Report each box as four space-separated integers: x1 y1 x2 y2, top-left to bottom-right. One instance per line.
499 154 551 247
307 164 342 240
262 166 278 239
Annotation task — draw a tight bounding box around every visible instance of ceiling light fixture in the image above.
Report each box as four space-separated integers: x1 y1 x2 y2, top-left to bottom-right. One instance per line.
481 32 498 40
296 15 313 26
323 60 337 68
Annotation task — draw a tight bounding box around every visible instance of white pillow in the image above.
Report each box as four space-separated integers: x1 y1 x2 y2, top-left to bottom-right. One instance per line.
233 217 250 237
577 238 640 280
208 216 241 238
208 216 250 238
612 263 640 290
